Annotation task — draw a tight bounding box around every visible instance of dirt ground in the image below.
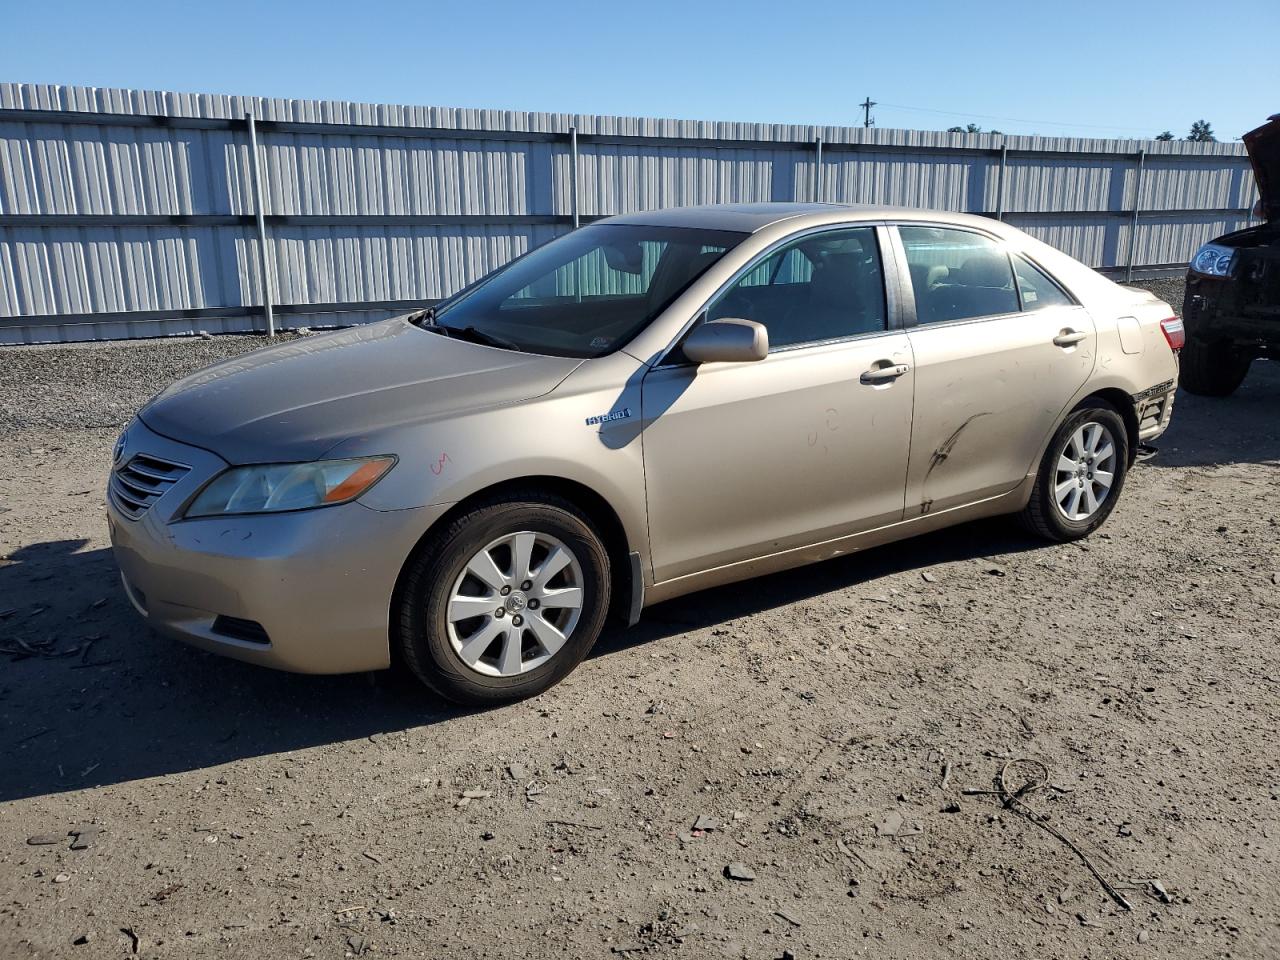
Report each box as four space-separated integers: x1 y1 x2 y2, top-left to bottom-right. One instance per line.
2 290 1278 959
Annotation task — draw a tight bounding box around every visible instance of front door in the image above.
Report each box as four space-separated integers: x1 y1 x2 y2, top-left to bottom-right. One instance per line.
640 226 915 584
894 224 1097 516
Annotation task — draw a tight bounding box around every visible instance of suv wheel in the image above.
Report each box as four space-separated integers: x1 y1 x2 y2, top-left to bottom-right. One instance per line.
1019 403 1129 542
1180 338 1252 397
397 494 611 705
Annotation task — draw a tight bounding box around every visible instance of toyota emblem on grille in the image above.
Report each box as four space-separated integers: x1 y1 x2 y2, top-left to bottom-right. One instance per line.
113 431 127 464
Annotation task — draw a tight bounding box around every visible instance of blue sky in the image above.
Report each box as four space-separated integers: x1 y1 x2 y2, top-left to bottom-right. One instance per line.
3 0 1277 141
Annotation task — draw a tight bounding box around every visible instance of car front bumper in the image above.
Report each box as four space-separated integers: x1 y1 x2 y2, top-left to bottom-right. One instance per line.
1186 269 1280 358
107 420 447 674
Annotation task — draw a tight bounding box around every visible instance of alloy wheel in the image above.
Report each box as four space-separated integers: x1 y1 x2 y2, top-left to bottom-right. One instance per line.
1053 421 1117 522
445 531 585 677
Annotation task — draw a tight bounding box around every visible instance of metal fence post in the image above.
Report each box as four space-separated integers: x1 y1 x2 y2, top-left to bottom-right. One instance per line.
569 125 580 229
996 143 1007 221
814 136 824 202
246 111 276 336
1126 149 1146 283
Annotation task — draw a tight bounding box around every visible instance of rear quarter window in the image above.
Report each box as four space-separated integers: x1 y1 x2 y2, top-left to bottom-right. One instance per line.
1013 256 1075 310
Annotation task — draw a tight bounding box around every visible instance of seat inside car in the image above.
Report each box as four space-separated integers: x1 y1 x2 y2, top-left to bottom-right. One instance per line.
783 252 882 343
924 254 1017 321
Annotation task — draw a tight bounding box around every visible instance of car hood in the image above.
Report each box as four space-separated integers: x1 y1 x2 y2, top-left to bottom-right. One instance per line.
1245 114 1280 221
139 319 582 464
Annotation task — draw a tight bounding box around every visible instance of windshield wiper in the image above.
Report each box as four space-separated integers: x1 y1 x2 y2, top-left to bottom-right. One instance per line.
447 325 522 352
405 306 437 327
413 310 521 352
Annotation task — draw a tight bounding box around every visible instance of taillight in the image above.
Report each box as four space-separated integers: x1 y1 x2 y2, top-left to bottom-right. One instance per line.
1160 316 1185 351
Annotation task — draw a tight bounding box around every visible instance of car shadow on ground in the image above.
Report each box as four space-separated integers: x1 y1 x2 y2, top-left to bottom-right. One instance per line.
0 537 461 805
1 517 1039 804
1152 359 1280 468
3 359 1275 804
607 518 1039 643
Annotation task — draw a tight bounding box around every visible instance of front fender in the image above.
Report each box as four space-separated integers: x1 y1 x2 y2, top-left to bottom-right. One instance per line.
333 352 652 561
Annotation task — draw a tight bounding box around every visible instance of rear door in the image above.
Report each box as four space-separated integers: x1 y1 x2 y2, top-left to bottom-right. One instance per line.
640 225 915 583
892 224 1096 516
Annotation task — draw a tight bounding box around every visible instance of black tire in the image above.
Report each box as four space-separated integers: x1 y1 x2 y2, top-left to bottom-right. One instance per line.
1019 403 1129 542
1179 337 1251 397
397 493 611 706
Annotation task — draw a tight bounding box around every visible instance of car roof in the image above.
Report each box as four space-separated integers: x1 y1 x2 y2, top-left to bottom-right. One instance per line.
601 202 1005 234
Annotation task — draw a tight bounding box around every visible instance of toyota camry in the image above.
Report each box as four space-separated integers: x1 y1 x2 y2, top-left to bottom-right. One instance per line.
108 203 1181 704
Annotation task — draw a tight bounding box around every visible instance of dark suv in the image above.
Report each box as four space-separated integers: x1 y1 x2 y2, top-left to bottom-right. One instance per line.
1181 114 1279 396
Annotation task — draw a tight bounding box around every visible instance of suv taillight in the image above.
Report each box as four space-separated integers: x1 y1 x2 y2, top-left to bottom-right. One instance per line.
1160 316 1185 351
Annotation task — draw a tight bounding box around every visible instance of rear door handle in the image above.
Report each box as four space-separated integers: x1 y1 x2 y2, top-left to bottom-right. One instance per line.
1053 330 1088 347
860 363 911 384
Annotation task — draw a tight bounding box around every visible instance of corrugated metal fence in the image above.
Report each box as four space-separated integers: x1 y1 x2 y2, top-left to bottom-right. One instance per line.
0 83 1260 344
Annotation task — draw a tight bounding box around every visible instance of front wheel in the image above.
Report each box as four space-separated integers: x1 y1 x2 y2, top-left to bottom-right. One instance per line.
1019 404 1129 542
397 494 611 705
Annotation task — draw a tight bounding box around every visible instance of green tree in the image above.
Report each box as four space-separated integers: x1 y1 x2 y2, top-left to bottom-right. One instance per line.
1186 120 1216 142
1155 130 1174 141
946 123 985 134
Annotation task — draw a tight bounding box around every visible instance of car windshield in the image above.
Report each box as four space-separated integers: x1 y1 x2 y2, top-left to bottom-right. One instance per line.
428 224 747 358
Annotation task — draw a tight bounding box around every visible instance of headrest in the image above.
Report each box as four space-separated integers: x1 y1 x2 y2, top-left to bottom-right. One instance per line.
809 254 862 307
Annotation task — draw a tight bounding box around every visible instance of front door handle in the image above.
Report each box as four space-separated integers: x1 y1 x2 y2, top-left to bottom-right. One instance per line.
1053 330 1088 347
860 362 911 384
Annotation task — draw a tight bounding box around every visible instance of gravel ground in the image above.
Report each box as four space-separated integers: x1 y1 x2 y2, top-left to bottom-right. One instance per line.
2 283 1279 959
0 334 299 433
1124 279 1184 317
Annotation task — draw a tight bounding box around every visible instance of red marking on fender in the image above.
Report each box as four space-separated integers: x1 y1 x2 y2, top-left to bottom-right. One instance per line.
430 452 451 476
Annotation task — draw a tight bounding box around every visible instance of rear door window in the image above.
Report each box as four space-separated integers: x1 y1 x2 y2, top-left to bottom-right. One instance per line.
899 226 1019 324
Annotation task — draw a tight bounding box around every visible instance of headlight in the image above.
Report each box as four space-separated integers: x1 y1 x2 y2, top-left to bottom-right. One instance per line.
1190 243 1236 277
185 456 396 518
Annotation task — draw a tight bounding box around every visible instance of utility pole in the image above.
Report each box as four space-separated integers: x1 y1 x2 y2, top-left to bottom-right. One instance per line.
860 96 877 129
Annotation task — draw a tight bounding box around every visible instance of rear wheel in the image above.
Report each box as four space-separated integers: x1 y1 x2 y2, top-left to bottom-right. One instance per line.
397 494 611 705
1180 337 1252 396
1019 404 1129 542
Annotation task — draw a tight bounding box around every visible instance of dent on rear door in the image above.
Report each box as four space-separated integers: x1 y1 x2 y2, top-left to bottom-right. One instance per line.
904 304 1097 515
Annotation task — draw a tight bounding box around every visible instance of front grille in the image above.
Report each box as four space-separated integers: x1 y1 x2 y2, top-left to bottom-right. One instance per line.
1239 247 1280 319
110 453 190 519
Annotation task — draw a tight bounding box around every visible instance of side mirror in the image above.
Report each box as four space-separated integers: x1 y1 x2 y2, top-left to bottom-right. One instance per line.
681 318 769 364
